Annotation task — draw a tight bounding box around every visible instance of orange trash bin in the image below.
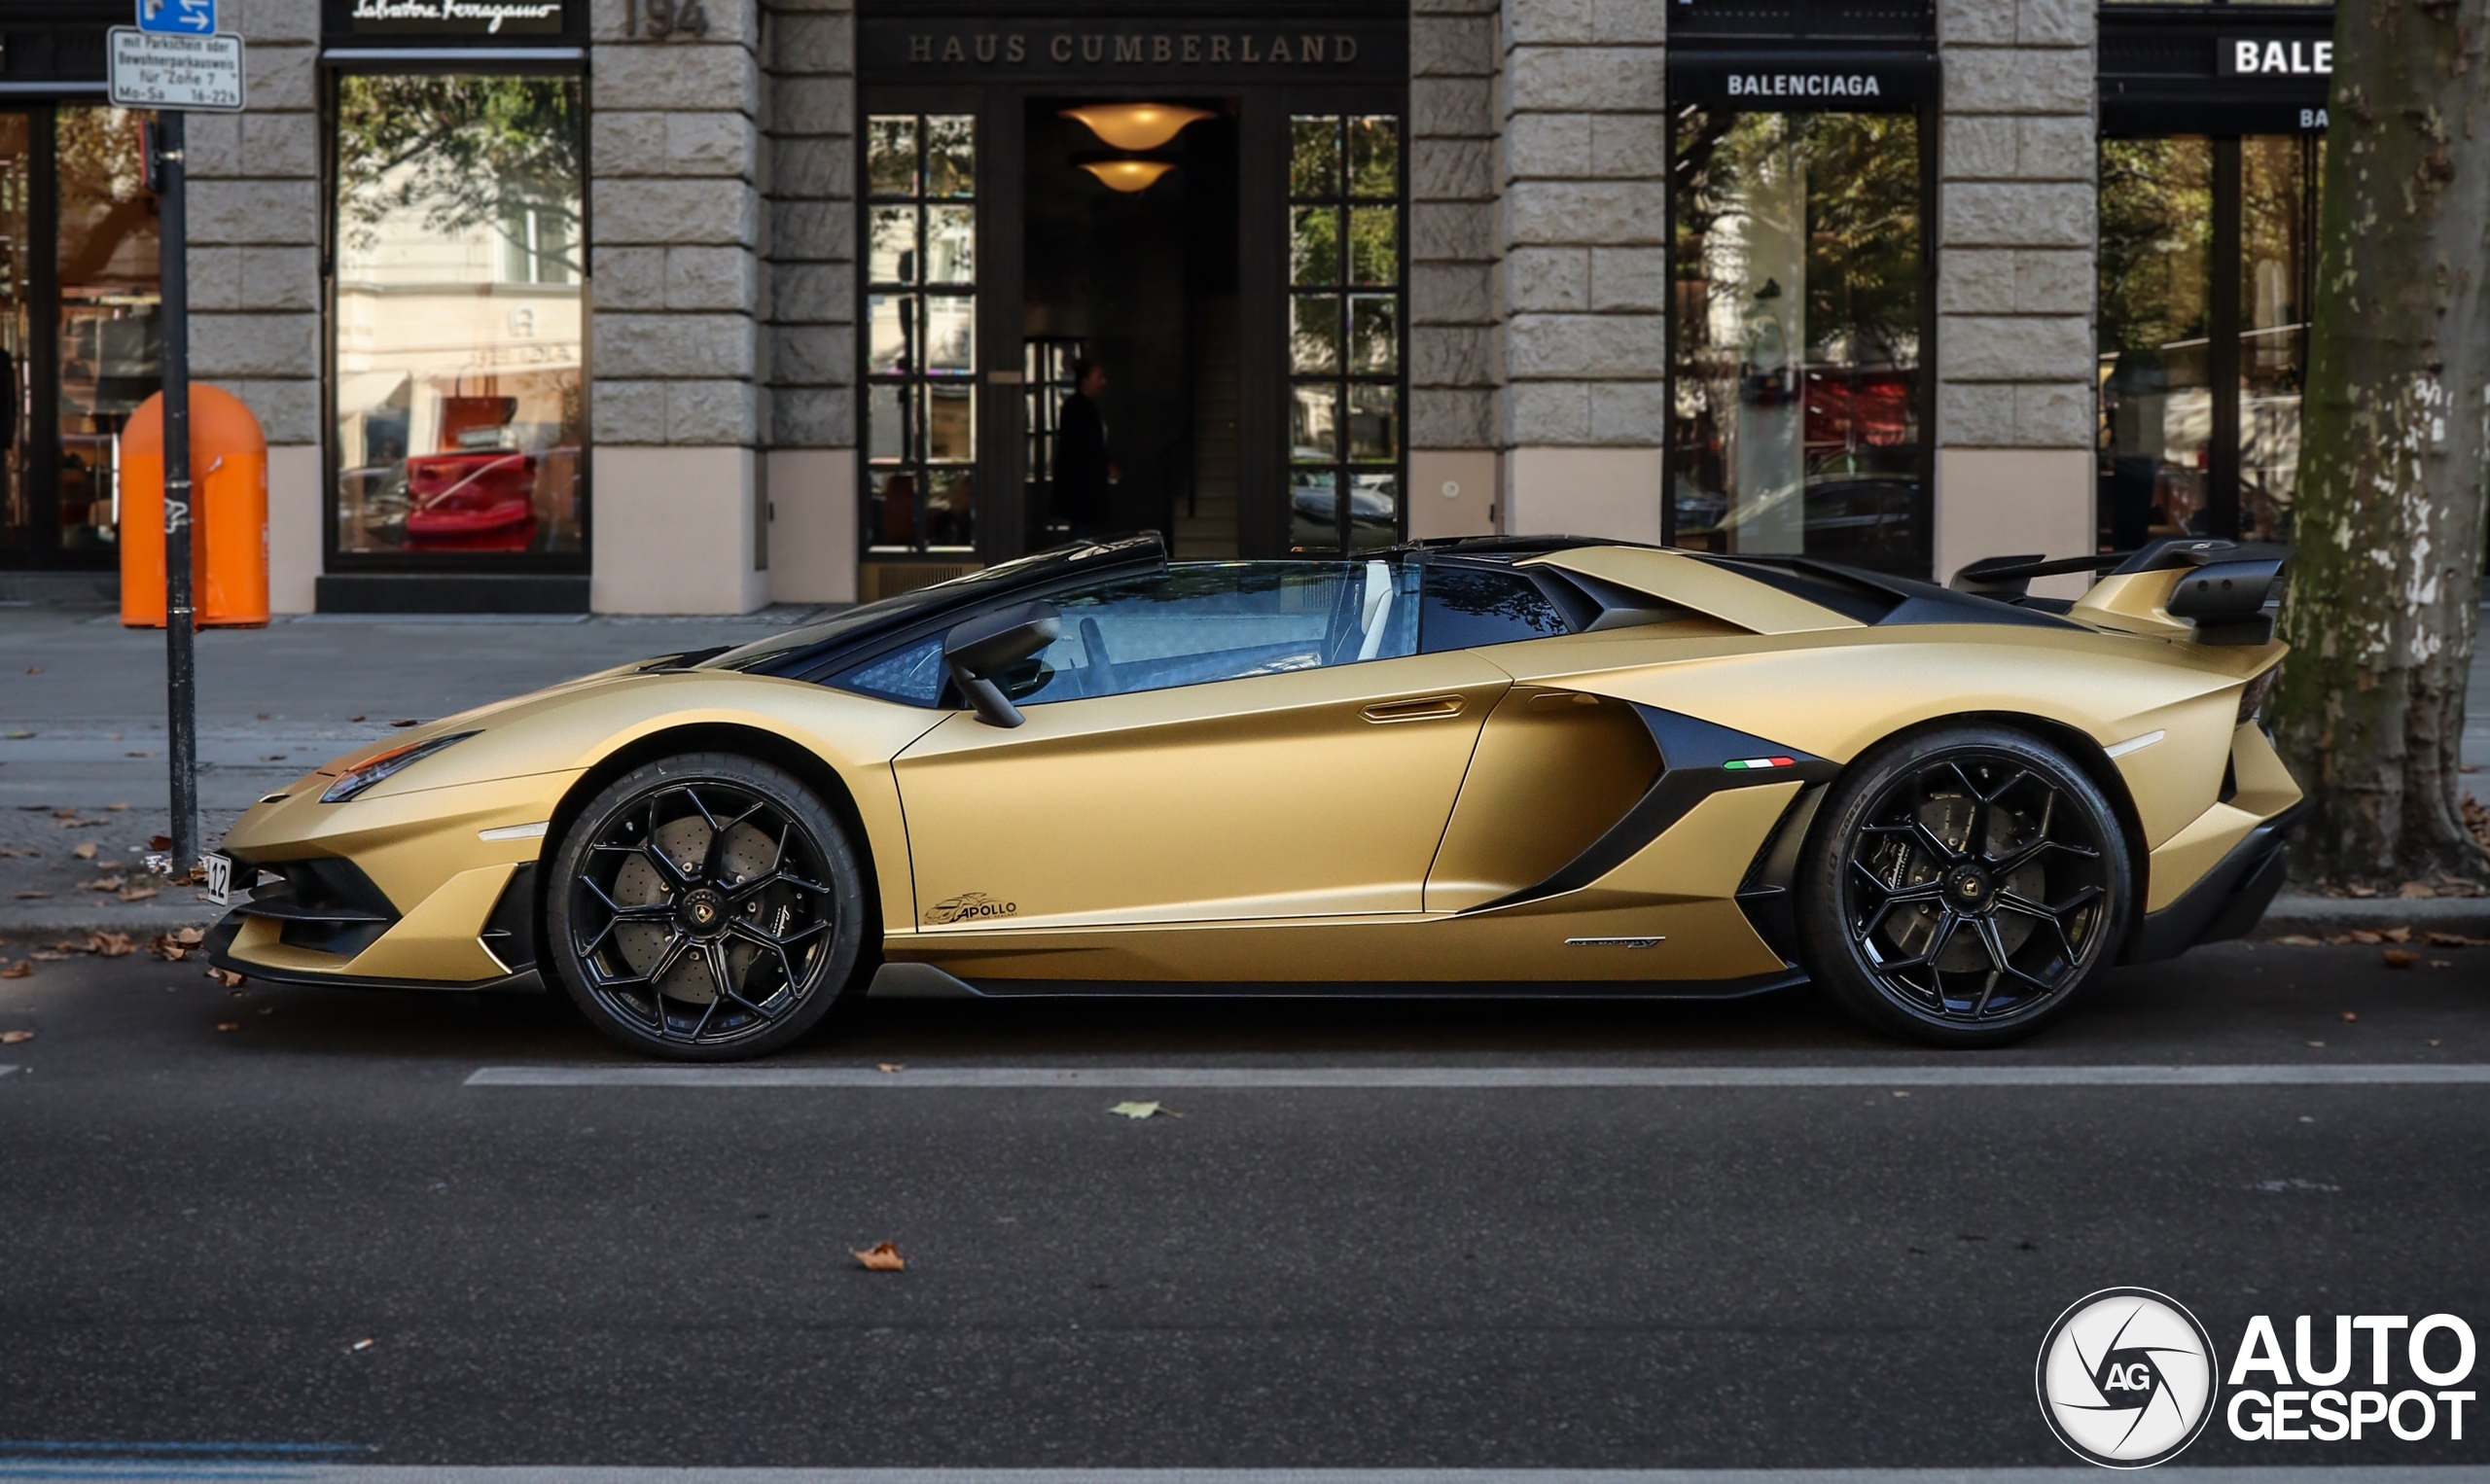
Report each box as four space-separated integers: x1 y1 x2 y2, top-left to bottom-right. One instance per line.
120 385 269 628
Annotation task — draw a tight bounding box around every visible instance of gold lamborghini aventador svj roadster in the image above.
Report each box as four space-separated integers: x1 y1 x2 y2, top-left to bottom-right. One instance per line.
206 534 2302 1059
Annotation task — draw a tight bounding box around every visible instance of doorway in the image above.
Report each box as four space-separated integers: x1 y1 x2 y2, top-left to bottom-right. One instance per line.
1021 97 1241 558
0 105 163 570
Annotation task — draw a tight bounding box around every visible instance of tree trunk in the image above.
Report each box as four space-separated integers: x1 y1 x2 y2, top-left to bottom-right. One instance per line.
2272 0 2490 888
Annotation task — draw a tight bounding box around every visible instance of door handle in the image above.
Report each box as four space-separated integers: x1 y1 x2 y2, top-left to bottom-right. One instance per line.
1362 694 1466 724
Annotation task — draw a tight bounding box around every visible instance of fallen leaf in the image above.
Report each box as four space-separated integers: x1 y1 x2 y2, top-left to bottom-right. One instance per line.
126 751 158 759
177 927 206 944
22 665 38 674
351 1338 375 1352
853 1242 906 1271
0 1029 31 1042
4 729 31 739
2431 1039 2443 1046
1109 1100 1180 1119
0 963 29 978
215 1021 240 1032
208 968 244 988
2427 932 2490 947
149 935 189 961
256 713 269 721
349 715 366 723
2399 882 2437 899
149 834 171 851
117 887 158 902
2383 948 2419 969
12 891 51 900
72 842 97 860
28 951 66 962
2307 1040 2326 1047
389 719 421 728
2275 934 2322 945
2383 926 2414 943
2432 960 2453 969
877 1062 906 1073
107 802 127 812
2346 884 2378 899
2340 1011 2357 1022
82 876 126 892
2346 930 2384 944
262 755 287 762
88 932 134 958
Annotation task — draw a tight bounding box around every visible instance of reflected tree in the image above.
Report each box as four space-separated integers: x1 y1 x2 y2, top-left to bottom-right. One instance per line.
335 75 584 279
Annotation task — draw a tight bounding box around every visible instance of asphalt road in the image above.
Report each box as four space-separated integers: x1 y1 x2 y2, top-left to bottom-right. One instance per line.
3 941 2488 1471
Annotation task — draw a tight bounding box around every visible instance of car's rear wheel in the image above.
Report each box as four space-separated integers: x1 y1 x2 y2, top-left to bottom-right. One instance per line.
546 753 867 1061
1795 725 2131 1047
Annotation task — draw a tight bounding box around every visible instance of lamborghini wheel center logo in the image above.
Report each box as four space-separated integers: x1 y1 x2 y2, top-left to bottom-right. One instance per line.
2038 1288 2219 1467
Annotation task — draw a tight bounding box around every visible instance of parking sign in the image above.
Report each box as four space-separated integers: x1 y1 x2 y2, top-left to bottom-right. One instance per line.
136 0 216 36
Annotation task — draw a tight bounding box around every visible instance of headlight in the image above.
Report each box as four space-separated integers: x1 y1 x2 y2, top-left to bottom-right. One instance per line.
321 731 480 803
2236 666 2280 725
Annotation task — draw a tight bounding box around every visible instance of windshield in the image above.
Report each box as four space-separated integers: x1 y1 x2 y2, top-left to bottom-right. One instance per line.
698 537 1166 673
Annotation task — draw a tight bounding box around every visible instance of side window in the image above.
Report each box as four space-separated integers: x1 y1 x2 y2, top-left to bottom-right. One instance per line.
832 634 947 705
1015 561 1418 705
1419 567 1572 653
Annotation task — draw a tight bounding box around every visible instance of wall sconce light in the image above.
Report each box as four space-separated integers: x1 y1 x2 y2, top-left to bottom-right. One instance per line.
1059 103 1215 151
1079 159 1177 193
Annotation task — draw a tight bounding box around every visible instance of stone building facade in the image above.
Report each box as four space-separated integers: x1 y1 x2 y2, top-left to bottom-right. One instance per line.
0 0 2333 611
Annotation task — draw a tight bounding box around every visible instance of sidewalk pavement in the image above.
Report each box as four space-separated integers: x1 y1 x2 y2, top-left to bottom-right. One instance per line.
0 599 2484 938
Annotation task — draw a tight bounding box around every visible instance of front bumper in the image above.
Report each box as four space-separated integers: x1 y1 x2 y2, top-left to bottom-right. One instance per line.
2129 800 2303 963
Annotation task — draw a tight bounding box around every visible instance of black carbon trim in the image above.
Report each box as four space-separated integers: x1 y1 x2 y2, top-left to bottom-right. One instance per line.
961 970 1809 1001
1462 704 1841 915
2127 800 2306 963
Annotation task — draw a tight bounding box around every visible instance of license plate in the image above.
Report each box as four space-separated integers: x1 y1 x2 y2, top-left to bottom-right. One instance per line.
202 852 232 906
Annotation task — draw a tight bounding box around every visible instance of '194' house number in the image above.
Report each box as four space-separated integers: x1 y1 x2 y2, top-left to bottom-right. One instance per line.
622 0 709 37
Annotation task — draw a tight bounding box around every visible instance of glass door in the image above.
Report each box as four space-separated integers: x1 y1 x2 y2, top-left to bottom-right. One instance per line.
0 104 162 569
1286 111 1402 556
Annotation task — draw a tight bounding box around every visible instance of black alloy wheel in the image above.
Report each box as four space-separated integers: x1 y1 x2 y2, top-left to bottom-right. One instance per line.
547 753 868 1060
1796 725 2132 1046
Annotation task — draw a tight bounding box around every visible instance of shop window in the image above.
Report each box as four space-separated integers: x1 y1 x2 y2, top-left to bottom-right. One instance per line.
864 113 978 557
1288 114 1402 556
330 73 586 564
1668 109 1928 578
1 105 160 566
2098 134 2315 547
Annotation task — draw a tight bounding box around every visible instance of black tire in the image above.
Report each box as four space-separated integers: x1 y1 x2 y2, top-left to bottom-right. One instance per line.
545 752 869 1061
1795 724 2132 1047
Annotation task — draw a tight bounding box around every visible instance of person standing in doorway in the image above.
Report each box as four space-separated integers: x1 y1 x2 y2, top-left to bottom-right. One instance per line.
1053 357 1117 541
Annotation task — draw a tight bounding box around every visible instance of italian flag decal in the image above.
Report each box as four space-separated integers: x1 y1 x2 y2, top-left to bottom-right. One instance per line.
1722 757 1797 771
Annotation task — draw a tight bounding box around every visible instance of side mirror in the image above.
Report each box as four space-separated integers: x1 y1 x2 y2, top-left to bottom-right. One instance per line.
943 600 1061 727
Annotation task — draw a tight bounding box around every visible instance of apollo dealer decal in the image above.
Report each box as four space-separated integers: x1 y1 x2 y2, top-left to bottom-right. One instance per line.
2036 1289 2476 1468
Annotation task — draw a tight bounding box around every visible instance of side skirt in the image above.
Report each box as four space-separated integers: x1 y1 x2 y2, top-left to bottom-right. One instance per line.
950 970 1810 1000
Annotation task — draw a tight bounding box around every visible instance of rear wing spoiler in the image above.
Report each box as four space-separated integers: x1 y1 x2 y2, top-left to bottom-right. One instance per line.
1950 538 2290 645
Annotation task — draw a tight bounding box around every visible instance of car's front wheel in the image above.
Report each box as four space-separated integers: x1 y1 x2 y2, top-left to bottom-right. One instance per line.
546 753 868 1060
1795 725 2132 1047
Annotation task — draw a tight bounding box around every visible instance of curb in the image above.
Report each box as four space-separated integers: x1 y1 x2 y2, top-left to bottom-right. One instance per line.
0 901 224 936
2253 893 2490 937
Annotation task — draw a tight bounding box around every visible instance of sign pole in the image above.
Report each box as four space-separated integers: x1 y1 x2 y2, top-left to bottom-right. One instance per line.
158 107 198 874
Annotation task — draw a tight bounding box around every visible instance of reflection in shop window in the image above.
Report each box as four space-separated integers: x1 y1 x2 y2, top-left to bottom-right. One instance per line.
2238 135 2317 542
1288 115 1402 556
332 74 585 561
59 108 160 554
2097 137 2212 548
1669 109 1927 577
865 114 978 556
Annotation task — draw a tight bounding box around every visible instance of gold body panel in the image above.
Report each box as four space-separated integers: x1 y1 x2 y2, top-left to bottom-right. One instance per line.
206 545 2300 994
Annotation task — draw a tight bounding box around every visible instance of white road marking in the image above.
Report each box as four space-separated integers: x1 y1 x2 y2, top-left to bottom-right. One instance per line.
7 1466 2490 1483
465 1063 2490 1089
